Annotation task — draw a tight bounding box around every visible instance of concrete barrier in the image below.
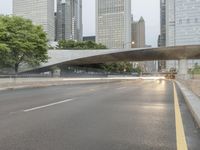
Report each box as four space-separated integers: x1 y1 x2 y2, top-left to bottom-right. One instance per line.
0 77 165 91
0 78 121 91
177 78 200 97
176 81 200 128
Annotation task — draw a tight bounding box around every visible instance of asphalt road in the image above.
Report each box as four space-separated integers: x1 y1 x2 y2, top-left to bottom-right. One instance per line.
0 80 199 150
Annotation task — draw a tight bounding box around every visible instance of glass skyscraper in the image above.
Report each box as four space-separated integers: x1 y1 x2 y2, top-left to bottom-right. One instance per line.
56 0 82 41
166 0 200 69
96 0 131 49
13 0 55 41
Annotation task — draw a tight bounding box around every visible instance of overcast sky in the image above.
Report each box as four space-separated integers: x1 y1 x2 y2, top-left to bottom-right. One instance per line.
0 0 160 46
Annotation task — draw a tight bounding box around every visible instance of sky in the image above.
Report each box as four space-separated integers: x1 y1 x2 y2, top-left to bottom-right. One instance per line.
0 0 160 46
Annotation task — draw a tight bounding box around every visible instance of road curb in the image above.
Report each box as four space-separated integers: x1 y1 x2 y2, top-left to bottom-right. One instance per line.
176 81 200 128
0 79 124 92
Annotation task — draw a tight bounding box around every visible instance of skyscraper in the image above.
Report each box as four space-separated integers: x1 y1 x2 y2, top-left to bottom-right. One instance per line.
131 17 157 72
56 0 82 41
96 0 131 49
131 17 145 48
13 0 55 41
158 0 166 47
166 0 200 70
158 0 166 71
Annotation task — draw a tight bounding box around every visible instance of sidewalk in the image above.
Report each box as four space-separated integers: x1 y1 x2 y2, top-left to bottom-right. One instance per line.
176 81 200 128
0 76 165 92
0 78 120 91
177 78 200 97
0 77 141 91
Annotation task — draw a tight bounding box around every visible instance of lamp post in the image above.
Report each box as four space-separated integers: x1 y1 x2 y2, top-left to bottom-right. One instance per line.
123 41 135 48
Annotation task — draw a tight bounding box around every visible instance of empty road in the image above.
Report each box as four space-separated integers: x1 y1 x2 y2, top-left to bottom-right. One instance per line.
0 80 199 150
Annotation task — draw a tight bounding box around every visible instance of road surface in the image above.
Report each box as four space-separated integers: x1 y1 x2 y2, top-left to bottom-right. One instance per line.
0 80 199 150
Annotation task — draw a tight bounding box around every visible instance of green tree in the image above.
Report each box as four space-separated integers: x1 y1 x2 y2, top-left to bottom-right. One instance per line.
0 43 10 68
0 15 48 73
101 62 133 73
57 40 106 50
133 66 142 74
191 63 200 74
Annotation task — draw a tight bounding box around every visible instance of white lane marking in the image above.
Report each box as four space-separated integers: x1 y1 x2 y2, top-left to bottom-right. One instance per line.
23 99 74 112
117 87 126 90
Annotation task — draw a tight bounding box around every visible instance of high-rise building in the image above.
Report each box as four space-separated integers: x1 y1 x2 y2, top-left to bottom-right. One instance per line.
131 17 157 72
158 0 166 47
131 17 145 48
56 0 82 41
158 0 166 71
166 0 200 70
96 0 131 49
13 0 55 41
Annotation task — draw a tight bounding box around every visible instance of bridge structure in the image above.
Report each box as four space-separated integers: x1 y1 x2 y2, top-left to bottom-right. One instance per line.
21 45 200 75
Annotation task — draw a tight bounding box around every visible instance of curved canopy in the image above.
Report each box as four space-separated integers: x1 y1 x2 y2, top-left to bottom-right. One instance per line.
22 45 200 72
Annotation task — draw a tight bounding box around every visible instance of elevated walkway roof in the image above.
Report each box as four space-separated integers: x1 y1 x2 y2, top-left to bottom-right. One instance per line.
22 45 200 72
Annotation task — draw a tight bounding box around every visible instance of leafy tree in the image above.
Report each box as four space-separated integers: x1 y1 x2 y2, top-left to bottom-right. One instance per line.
101 62 133 73
0 43 10 68
57 40 106 49
0 15 48 73
191 63 200 74
132 66 142 74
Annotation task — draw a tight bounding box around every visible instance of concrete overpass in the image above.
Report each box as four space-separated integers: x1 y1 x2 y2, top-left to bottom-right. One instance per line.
21 45 200 73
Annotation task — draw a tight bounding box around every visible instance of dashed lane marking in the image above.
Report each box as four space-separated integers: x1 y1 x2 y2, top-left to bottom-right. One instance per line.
23 99 74 112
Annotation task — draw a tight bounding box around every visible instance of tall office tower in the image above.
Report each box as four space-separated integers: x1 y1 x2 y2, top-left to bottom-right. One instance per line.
158 0 166 71
13 0 55 41
158 0 166 47
96 0 131 49
56 0 82 41
131 17 146 48
131 17 157 72
166 0 200 70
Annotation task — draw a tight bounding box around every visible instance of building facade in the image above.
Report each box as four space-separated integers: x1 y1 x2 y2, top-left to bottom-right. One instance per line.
131 17 157 72
56 0 82 41
131 17 145 48
158 0 166 71
83 36 96 42
96 0 131 49
158 0 166 47
13 0 55 41
166 0 200 70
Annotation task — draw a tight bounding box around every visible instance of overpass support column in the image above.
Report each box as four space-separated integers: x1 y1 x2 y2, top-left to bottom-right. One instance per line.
178 59 188 79
52 68 61 77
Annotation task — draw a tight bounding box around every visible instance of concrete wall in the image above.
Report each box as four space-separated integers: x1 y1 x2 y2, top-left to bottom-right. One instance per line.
178 78 200 97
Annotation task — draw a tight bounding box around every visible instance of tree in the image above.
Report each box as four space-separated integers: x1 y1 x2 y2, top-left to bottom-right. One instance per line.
191 63 200 74
0 15 48 73
101 62 133 73
57 40 107 50
0 43 10 68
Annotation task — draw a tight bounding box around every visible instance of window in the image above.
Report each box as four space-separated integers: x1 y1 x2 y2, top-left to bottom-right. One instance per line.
195 18 198 23
187 19 190 23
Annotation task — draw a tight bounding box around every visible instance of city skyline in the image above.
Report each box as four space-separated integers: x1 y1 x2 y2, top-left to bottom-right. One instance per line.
0 0 160 46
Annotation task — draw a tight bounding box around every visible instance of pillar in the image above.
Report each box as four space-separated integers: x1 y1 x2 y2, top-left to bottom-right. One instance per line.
178 59 188 79
52 68 61 77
